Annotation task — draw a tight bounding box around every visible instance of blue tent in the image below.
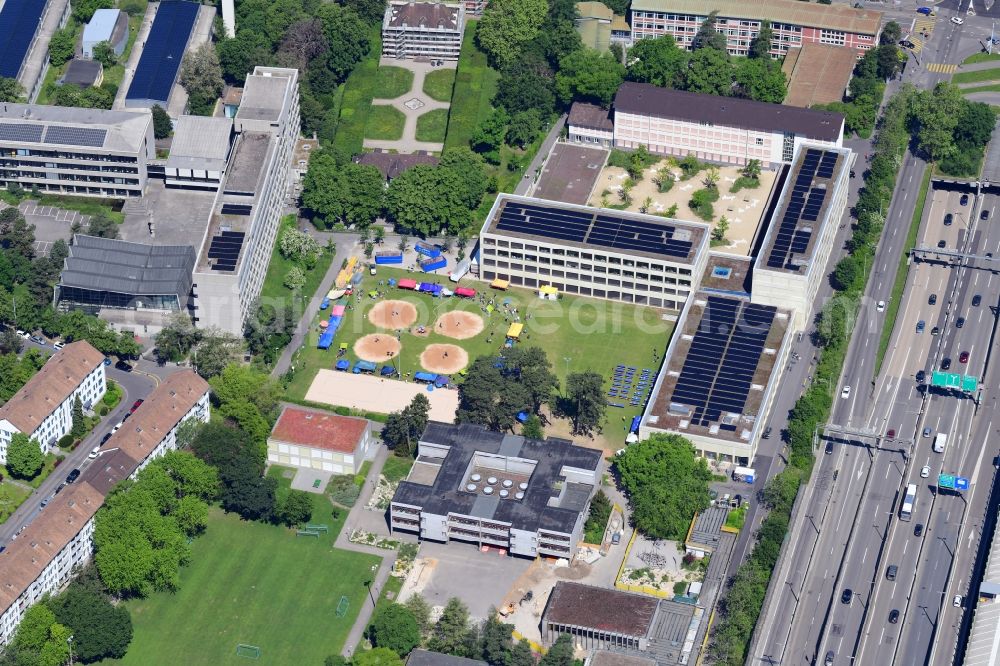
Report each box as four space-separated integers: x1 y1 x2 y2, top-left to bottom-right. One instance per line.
353 360 377 373
434 375 450 388
380 365 397 377
335 359 351 371
414 371 437 383
630 415 642 433
517 411 530 423
317 332 334 349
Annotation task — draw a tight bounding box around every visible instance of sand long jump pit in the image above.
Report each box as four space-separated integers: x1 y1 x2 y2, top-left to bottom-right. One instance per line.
370 300 418 330
433 311 484 340
306 369 458 422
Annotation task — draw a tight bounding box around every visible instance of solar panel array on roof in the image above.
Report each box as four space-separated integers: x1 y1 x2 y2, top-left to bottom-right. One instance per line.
494 201 693 259
43 126 107 148
207 231 244 272
0 122 43 143
125 1 199 105
765 148 840 271
671 297 776 428
0 0 47 79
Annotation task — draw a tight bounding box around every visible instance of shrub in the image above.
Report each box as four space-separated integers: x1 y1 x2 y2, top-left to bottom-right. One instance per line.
673 581 687 594
730 176 761 193
689 188 717 221
58 435 75 449
329 475 361 507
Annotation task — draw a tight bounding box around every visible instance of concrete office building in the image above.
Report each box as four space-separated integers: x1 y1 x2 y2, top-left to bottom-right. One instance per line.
480 194 709 311
161 115 233 189
628 0 881 58
0 341 106 464
963 498 1000 666
0 371 209 646
611 82 844 168
0 104 154 197
382 2 465 60
267 406 375 475
751 145 853 330
390 422 602 559
191 66 299 334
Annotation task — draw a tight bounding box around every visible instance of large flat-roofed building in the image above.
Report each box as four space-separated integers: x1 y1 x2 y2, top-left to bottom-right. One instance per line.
480 194 709 311
0 341 106 463
752 146 852 330
124 0 200 109
0 370 209 646
640 256 792 463
382 2 465 60
612 82 844 168
54 234 196 328
0 104 154 198
628 0 882 58
390 422 602 559
191 66 299 334
0 0 73 102
161 115 233 189
963 497 1000 666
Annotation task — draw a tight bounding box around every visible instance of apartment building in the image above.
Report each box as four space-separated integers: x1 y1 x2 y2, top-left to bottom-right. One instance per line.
0 341 106 463
382 2 465 60
0 370 209 645
191 66 300 335
480 194 709 311
0 104 154 198
628 0 882 58
390 422 602 559
612 82 844 168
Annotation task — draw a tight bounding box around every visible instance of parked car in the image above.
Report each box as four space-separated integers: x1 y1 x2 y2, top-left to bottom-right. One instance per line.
88 446 100 459
16 330 29 339
103 357 112 366
65 469 81 484
130 398 144 413
114 360 133 372
944 213 953 226
960 351 970 364
611 532 621 545
921 465 930 478
841 385 851 399
55 482 66 495
960 193 969 205
111 423 123 434
973 294 982 306
100 432 112 444
52 341 64 350
29 335 44 345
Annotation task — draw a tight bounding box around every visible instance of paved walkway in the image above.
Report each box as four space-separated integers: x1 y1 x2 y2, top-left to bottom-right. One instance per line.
363 58 455 154
518 114 568 196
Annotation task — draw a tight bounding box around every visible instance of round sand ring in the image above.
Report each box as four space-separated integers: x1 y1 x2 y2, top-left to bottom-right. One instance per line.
354 334 402 362
433 311 485 340
369 300 417 330
420 344 468 374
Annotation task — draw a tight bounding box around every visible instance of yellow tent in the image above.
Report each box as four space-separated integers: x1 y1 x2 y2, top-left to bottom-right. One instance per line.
506 323 523 339
538 285 558 299
490 278 509 290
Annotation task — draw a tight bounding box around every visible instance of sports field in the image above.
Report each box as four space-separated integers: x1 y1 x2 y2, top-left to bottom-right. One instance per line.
286 266 674 440
116 496 379 665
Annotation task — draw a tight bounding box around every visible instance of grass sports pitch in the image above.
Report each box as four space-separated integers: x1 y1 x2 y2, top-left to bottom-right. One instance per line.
117 495 379 665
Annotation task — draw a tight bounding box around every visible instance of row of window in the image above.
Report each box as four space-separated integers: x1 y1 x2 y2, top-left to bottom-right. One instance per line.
1 180 139 196
0 148 138 163
484 251 688 285
482 237 693 275
0 159 139 175
480 271 683 309
0 170 139 185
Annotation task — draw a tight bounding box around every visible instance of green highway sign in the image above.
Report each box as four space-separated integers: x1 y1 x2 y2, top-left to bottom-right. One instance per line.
929 372 978 392
938 474 956 490
962 375 978 392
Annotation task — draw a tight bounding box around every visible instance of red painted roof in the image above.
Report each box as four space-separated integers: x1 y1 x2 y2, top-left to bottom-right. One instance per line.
398 278 418 289
269 406 368 453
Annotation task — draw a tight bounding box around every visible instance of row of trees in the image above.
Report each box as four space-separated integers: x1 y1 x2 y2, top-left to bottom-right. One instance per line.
153 312 244 378
908 82 996 177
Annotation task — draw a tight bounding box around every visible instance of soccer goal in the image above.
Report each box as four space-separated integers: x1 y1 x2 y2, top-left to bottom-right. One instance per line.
335 595 350 617
236 644 261 659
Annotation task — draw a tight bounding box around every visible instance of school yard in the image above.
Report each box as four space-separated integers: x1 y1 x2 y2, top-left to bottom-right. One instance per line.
286 266 675 447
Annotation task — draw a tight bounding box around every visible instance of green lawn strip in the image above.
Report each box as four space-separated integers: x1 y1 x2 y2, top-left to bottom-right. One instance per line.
333 28 383 157
953 67 1000 84
381 455 414 483
961 83 1000 94
31 195 124 223
372 66 414 100
259 217 336 309
118 504 372 665
963 52 1000 65
875 168 931 376
284 266 673 437
423 68 456 102
0 481 31 523
444 20 498 151
3 454 64 490
415 108 448 143
365 104 406 141
724 505 747 531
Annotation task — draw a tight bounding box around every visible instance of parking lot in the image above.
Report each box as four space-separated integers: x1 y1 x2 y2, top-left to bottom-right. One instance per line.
0 200 88 256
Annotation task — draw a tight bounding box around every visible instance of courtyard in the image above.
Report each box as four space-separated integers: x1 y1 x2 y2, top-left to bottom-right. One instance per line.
364 59 456 154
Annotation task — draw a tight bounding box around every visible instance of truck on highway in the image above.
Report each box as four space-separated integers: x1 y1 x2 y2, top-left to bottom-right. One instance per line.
900 483 917 521
933 433 947 453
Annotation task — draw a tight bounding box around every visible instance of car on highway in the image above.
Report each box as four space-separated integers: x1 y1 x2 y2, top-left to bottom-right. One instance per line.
887 428 896 439
916 320 925 333
923 426 932 437
929 294 937 305
932 326 940 336
114 360 133 372
973 294 982 306
825 651 835 666
826 441 834 455
960 351 970 364
954 595 963 607
944 213 953 226
65 468 80 484
916 370 926 383
921 465 930 478
763 427 772 439
887 564 898 581
961 193 970 205
841 385 851 399
937 240 947 249
942 357 952 370
916 6 932 13
877 300 886 312
889 609 900 624
130 398 144 413
982 209 991 221
842 589 853 604
951 15 964 24
915 523 924 537
956 317 965 328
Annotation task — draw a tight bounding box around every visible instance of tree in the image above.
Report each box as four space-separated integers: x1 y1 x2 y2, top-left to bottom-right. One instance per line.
93 41 118 68
428 598 473 656
0 76 24 102
481 612 514 666
748 21 773 59
382 393 430 457
10 604 71 666
219 457 277 520
521 414 544 440
342 0 388 25
742 159 762 181
314 4 371 85
733 57 786 104
278 489 313 526
955 101 997 149
87 210 119 239
191 329 243 379
303 153 386 229
440 148 490 210
555 49 625 106
625 35 689 89
284 266 307 290
831 254 862 291
354 648 404 666
369 603 421 656
0 328 23 354
216 31 273 83
911 82 964 161
48 27 76 67
683 47 732 96
48 586 133 662
277 18 328 71
494 59 556 116
180 44 225 115
154 311 201 363
476 0 548 69
7 432 43 479
875 43 902 80
71 395 85 439
615 434 713 540
385 165 475 236
72 0 113 22
208 364 281 443
508 640 535 666
472 108 510 157
539 634 574 666
279 227 322 266
404 595 432 636
880 20 902 45
712 215 730 243
565 371 605 435
151 104 172 139
692 11 727 51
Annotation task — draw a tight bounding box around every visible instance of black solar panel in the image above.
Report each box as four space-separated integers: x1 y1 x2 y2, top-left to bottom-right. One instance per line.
208 230 244 268
43 125 107 148
0 0 46 79
125 1 200 105
765 149 838 270
671 297 776 426
0 122 43 143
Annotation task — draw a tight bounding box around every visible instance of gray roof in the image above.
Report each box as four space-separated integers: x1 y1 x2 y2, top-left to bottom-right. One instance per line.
0 103 152 153
392 422 602 534
222 131 270 194
61 59 103 87
59 235 195 297
407 650 486 666
964 507 1000 666
236 68 295 123
689 506 728 549
167 115 233 172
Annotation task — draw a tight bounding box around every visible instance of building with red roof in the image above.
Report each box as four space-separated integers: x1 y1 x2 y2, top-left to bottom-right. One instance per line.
267 405 374 475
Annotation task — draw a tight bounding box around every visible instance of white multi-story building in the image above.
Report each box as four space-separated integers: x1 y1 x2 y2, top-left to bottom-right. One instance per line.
628 0 882 58
191 66 300 334
0 104 154 198
0 341 106 462
0 370 210 645
267 406 375 475
382 2 465 60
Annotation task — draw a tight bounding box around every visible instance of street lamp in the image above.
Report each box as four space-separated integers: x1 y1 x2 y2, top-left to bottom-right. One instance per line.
68 635 74 666
364 564 378 608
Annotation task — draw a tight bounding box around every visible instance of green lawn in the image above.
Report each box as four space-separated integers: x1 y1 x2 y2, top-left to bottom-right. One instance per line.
415 108 448 143
373 66 414 100
423 69 456 102
333 28 384 156
963 52 1000 65
365 105 406 141
259 216 336 311
953 67 1000 84
381 455 414 483
3 453 64 490
960 83 1000 95
0 481 31 524
444 20 499 151
284 267 673 438
116 502 378 665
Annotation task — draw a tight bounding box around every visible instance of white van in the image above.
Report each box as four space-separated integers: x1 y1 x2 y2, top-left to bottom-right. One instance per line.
933 433 947 453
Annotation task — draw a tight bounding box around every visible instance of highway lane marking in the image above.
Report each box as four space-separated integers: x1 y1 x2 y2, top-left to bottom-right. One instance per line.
904 540 909 555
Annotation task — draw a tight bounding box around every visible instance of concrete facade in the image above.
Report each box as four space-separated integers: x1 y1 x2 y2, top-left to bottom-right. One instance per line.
267 406 375 475
382 2 465 60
